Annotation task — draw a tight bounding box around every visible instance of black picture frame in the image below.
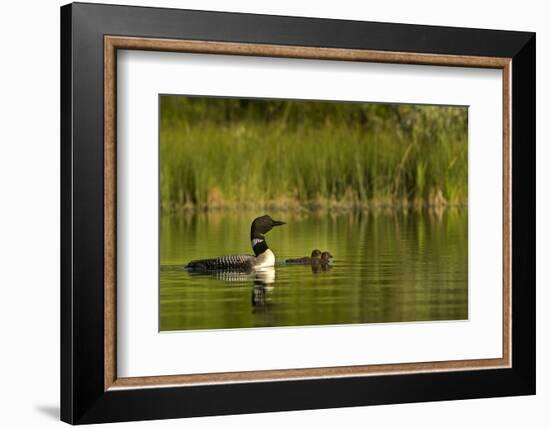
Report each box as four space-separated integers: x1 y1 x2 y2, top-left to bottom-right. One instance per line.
61 2 535 424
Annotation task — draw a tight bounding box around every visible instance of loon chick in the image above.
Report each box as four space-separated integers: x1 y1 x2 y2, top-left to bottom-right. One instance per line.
285 249 322 265
311 252 333 273
312 251 333 264
185 215 285 272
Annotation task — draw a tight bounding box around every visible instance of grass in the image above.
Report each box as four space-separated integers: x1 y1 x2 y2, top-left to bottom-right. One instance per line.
160 96 468 212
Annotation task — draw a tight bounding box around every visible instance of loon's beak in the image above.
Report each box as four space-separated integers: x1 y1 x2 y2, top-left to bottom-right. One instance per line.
272 219 285 227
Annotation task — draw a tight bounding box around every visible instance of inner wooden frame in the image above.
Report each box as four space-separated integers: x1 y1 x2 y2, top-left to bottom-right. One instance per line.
104 35 512 391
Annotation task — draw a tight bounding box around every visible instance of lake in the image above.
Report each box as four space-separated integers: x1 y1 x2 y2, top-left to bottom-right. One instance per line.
160 210 468 331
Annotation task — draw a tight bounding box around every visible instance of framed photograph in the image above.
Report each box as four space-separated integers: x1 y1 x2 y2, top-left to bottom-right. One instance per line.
60 2 535 424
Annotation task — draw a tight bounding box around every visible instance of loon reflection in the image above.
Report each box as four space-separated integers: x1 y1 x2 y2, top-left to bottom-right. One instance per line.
250 267 276 308
187 265 275 284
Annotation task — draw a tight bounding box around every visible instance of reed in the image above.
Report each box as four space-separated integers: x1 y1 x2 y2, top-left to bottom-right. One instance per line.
160 96 468 212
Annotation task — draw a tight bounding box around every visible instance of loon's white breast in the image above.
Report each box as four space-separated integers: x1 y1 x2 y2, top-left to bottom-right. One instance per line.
253 249 275 268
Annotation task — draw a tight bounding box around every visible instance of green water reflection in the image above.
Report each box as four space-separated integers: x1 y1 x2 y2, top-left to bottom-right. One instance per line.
160 210 468 331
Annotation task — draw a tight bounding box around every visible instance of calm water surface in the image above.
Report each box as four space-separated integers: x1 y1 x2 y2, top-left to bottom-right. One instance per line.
160 211 468 331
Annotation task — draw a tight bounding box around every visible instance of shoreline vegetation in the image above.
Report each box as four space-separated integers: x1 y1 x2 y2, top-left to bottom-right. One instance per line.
160 97 468 213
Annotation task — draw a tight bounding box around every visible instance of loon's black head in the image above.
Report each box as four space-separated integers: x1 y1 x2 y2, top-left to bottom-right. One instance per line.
250 215 285 256
250 215 285 239
321 251 333 261
311 249 322 258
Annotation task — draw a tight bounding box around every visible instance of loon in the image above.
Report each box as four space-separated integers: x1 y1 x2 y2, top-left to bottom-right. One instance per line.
285 249 322 264
185 215 285 272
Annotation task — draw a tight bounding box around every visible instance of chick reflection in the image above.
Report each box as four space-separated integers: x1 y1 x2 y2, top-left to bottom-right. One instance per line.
251 267 275 308
311 262 333 274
